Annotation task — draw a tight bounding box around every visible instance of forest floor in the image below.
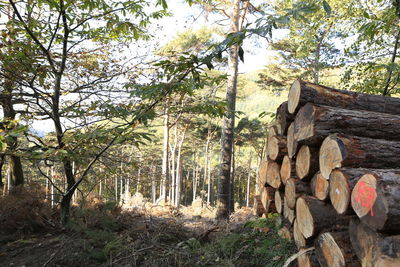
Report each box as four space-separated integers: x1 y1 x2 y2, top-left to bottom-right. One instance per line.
0 191 296 267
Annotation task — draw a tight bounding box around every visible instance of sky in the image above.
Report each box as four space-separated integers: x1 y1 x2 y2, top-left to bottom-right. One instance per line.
153 0 272 73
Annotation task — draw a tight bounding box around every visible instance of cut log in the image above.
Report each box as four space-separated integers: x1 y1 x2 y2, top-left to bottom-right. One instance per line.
258 159 268 187
287 122 298 158
296 196 350 238
287 79 400 115
275 190 283 214
295 145 319 180
283 196 295 224
266 160 282 189
276 101 295 135
268 124 278 140
285 178 311 209
315 231 361 267
319 134 400 179
297 250 320 267
261 186 276 215
293 103 400 146
294 218 307 249
310 172 329 201
329 168 367 215
267 135 287 162
253 195 265 216
349 219 400 267
350 170 400 233
280 155 296 185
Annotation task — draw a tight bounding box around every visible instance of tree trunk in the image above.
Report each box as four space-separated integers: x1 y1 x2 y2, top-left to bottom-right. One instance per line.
161 103 170 202
319 134 400 179
350 170 400 233
246 154 252 207
288 79 400 115
216 0 240 220
297 249 320 267
176 126 187 207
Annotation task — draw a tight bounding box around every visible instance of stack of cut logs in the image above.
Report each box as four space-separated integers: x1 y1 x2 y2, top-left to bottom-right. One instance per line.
255 80 400 267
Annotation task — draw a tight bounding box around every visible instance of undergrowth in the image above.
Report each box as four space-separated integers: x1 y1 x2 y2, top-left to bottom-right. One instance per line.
188 217 296 267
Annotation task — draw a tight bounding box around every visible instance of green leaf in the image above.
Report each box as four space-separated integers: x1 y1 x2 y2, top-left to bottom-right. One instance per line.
238 46 244 63
322 1 331 16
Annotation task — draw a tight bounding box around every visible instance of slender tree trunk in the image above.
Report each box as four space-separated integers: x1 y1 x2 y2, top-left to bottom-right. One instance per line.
246 154 252 207
192 153 197 202
161 103 170 202
170 124 177 205
151 165 157 204
0 154 5 188
175 126 187 207
217 0 240 220
383 29 400 95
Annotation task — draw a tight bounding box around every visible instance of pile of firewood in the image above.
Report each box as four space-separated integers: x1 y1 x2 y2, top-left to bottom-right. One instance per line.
255 80 400 267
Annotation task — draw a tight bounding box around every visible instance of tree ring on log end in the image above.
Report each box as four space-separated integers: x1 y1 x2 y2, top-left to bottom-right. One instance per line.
296 197 314 238
311 172 329 201
296 145 311 179
317 233 346 267
351 174 378 218
287 123 296 158
320 135 346 179
330 170 351 214
268 136 279 160
288 80 301 114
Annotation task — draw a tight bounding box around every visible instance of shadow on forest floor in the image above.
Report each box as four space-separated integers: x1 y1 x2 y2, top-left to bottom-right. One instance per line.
0 191 296 267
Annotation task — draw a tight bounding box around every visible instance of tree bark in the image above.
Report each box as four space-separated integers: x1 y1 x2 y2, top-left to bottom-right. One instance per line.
293 103 400 148
350 170 400 233
319 134 400 179
288 79 400 115
276 101 295 135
